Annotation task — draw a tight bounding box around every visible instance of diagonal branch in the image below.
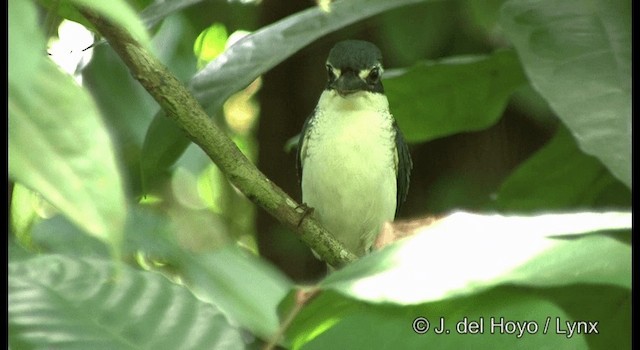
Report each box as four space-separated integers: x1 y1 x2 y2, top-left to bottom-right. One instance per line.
79 8 357 267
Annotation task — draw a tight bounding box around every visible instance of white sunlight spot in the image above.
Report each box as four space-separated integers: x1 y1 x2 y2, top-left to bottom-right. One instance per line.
47 20 94 84
226 30 251 49
342 211 631 304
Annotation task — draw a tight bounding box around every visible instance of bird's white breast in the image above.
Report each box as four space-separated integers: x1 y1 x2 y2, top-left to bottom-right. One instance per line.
301 90 397 256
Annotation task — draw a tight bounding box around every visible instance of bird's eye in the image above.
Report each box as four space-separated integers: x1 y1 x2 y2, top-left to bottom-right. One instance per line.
367 67 381 83
326 65 336 81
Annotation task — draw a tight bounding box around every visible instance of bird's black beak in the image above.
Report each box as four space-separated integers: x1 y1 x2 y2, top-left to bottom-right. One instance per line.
331 71 368 96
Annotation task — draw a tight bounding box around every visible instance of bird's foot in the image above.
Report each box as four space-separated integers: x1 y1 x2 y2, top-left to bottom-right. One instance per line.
295 203 315 228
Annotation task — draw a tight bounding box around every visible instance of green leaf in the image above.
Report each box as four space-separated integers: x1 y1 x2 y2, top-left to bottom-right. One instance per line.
500 0 631 188
9 57 127 248
495 126 631 212
286 288 588 349
321 212 630 305
464 0 508 32
103 207 289 339
183 246 293 339
9 255 245 350
194 23 228 70
539 285 631 349
385 50 527 143
140 114 191 194
9 0 43 94
31 215 111 258
142 0 433 183
10 0 127 249
378 2 459 66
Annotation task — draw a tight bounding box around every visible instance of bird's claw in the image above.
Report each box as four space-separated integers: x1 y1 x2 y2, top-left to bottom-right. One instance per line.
296 203 315 228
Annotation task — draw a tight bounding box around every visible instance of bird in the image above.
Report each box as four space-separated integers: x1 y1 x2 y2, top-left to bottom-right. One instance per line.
296 40 412 260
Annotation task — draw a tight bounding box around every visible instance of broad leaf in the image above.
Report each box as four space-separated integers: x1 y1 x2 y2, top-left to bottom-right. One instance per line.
9 255 245 350
539 284 631 349
9 0 42 94
183 246 294 339
285 288 594 349
495 126 631 211
9 58 126 247
321 212 631 305
500 0 631 188
31 215 111 258
385 50 527 142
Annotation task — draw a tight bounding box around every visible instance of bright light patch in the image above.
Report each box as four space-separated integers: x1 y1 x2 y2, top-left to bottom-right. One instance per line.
324 211 631 304
194 23 228 70
223 77 261 134
226 30 251 49
317 0 333 13
47 20 94 84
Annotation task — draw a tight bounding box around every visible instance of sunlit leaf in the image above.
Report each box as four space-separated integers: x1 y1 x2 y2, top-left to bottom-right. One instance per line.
9 0 42 94
322 212 631 305
9 58 126 247
194 23 228 70
286 288 593 349
9 255 245 350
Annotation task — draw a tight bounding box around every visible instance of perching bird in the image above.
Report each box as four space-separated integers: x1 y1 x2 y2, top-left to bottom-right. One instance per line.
297 40 412 259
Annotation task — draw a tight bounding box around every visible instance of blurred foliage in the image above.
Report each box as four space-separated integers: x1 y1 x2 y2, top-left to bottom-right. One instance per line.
9 0 630 349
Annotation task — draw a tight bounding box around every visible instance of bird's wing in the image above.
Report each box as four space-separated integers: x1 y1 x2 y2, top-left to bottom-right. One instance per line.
394 122 412 215
296 110 317 182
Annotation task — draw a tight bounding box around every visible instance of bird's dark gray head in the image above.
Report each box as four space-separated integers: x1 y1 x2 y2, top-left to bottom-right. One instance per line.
325 40 384 95
327 40 382 71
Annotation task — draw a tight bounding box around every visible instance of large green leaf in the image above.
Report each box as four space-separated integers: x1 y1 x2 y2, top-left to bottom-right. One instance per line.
539 285 631 350
183 246 294 340
141 0 432 189
31 215 112 258
28 207 293 341
140 114 190 194
385 50 527 142
376 2 459 66
8 255 245 350
321 212 630 305
285 288 596 349
9 0 42 95
495 126 631 211
500 0 631 188
9 58 126 246
284 211 631 348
